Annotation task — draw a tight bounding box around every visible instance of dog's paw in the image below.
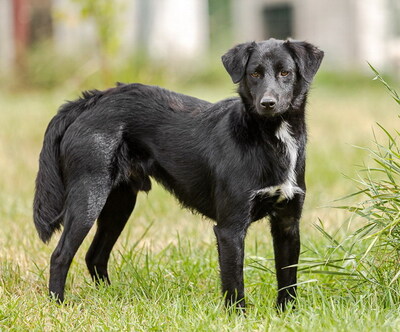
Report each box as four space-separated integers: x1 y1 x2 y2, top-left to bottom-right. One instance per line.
276 291 296 312
225 298 247 316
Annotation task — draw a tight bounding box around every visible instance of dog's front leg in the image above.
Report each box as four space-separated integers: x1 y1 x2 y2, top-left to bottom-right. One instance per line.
270 199 302 311
214 223 248 311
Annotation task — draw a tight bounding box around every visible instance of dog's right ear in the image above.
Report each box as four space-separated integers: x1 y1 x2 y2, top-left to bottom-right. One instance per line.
221 42 256 84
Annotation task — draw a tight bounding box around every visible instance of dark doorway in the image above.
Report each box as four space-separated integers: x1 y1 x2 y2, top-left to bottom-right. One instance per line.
262 4 293 39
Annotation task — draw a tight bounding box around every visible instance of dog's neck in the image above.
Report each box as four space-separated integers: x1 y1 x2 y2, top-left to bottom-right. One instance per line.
236 95 307 132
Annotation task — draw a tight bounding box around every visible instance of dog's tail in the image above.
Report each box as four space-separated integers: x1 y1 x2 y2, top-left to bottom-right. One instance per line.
33 90 103 243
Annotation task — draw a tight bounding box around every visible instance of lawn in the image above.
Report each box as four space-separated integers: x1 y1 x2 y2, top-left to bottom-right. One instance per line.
1 73 400 331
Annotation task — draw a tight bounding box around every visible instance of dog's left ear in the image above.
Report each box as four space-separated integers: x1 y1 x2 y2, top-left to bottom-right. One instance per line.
221 42 256 83
284 40 324 83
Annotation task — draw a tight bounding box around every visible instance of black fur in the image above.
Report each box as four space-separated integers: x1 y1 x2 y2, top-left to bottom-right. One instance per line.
33 39 323 310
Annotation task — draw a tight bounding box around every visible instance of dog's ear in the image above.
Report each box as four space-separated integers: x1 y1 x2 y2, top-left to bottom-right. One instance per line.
284 40 324 83
221 42 256 83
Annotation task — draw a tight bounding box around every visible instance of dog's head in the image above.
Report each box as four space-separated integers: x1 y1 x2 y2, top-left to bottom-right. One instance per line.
222 39 324 116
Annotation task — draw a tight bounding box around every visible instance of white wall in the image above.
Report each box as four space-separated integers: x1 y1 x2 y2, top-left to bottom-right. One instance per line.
52 0 208 62
147 0 209 61
295 0 358 68
355 0 388 69
0 0 15 72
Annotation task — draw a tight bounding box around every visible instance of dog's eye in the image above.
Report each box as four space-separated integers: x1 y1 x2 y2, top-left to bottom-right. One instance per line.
250 72 261 78
280 70 290 77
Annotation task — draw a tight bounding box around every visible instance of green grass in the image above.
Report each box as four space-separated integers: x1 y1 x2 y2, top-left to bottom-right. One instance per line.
1 74 400 330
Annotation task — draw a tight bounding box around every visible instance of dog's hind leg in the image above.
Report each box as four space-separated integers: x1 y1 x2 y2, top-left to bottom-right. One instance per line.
86 182 137 284
48 177 112 303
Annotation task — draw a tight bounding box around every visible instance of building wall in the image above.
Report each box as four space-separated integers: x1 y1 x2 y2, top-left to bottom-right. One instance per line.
52 0 208 62
1 0 398 71
232 0 396 71
146 0 209 61
355 0 388 69
295 0 358 68
0 0 15 72
52 0 98 55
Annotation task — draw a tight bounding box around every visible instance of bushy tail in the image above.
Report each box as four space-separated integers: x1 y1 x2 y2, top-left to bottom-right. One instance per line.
33 90 102 243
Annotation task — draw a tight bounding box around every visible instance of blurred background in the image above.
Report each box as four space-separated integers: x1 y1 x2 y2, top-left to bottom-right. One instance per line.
1 0 400 89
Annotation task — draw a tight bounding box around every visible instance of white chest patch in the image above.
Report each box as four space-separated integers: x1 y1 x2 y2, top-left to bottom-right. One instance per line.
252 121 304 202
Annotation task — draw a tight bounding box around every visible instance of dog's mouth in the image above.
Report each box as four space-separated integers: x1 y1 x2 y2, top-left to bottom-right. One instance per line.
255 103 288 117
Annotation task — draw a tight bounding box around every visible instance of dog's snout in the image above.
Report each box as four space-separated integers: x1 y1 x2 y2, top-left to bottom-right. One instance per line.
260 97 276 109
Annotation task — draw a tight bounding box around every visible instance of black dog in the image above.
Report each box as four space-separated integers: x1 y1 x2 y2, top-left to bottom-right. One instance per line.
34 38 323 311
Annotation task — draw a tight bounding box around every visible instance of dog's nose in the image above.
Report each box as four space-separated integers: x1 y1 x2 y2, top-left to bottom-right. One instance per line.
260 97 276 109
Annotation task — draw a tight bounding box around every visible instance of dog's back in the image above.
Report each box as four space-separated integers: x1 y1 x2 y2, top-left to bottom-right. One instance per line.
34 84 217 242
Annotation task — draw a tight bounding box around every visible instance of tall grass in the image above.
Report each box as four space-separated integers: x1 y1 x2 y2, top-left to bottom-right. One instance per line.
300 66 400 306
